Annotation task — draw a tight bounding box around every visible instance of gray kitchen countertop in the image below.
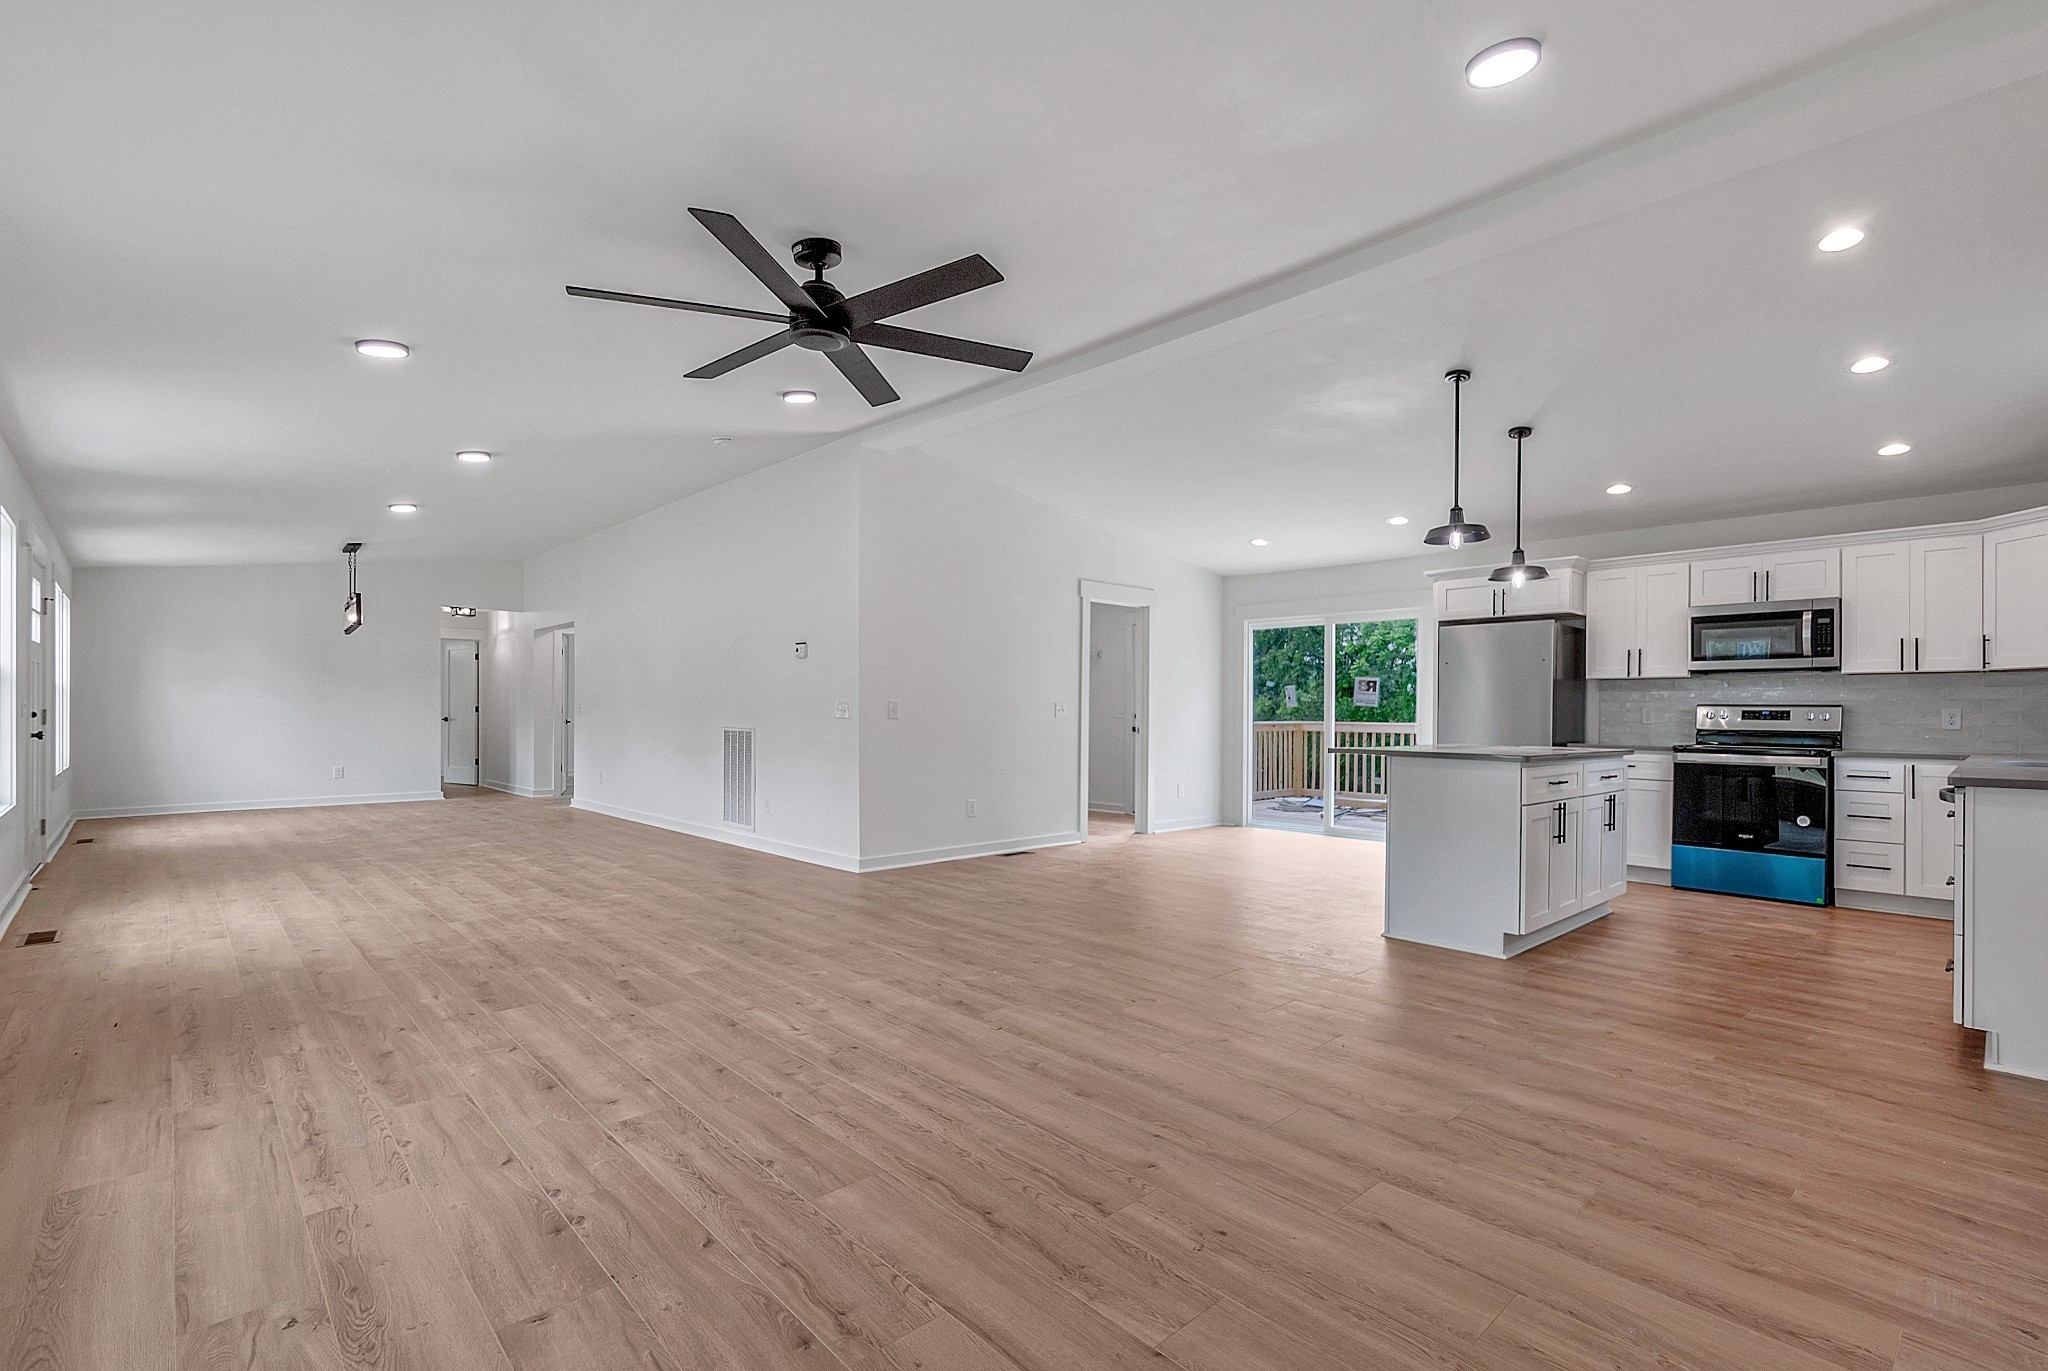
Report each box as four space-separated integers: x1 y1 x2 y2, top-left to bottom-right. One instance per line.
1948 756 2048 790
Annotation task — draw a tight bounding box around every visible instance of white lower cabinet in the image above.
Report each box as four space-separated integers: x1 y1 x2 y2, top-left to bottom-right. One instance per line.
1831 758 1959 909
1579 790 1628 906
1906 763 1958 902
1521 782 1629 934
1624 751 1672 869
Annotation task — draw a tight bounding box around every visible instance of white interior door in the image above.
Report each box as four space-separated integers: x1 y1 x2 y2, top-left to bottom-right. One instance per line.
559 632 575 795
441 639 480 785
1087 605 1137 814
25 557 48 863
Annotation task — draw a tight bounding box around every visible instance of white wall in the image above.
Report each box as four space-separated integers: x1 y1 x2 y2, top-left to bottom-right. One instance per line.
0 433 74 926
75 558 521 817
478 609 571 797
1088 603 1138 813
523 451 863 869
857 448 1224 868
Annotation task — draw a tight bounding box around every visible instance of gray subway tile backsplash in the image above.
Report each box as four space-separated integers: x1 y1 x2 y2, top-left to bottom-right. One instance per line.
1592 670 2048 755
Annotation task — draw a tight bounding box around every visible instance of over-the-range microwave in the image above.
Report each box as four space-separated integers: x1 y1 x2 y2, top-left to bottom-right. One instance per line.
1687 597 1839 672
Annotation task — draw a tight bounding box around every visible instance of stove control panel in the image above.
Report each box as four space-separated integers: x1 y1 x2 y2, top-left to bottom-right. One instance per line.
1696 704 1843 732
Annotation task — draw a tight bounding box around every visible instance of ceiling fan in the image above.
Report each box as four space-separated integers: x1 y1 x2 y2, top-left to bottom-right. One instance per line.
567 208 1032 406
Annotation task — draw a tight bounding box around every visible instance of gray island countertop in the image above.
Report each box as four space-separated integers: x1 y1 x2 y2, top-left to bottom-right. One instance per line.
1949 756 2048 790
1329 744 1630 762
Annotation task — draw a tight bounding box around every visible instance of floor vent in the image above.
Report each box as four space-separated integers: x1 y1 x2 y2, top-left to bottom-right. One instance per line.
21 930 58 946
74 838 94 844
722 727 756 830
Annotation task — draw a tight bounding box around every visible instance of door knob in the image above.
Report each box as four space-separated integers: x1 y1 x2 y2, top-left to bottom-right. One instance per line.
28 731 43 740
442 716 450 722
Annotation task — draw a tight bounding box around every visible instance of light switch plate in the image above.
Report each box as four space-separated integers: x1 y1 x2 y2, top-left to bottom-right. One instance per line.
332 766 345 779
794 641 808 659
965 799 978 818
887 700 900 720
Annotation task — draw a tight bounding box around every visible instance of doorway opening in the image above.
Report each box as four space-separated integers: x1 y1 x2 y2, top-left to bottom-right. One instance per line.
440 637 481 786
1077 580 1152 837
550 628 575 799
25 550 49 867
1247 613 1418 840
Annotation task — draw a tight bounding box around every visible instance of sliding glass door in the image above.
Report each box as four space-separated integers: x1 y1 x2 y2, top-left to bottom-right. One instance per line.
1249 614 1418 839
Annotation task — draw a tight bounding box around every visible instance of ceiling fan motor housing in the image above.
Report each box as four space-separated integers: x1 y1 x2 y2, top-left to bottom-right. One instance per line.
792 275 853 350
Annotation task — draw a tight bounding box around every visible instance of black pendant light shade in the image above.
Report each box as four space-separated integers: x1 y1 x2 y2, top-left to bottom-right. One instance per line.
1488 426 1549 585
1423 368 1491 548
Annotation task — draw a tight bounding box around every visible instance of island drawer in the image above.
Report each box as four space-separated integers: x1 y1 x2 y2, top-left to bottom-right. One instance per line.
1522 764 1584 803
1836 760 1906 794
1584 761 1628 796
1836 791 1905 844
1835 839 1905 895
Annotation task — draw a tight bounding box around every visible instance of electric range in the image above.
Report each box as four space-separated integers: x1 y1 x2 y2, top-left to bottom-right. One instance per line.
1670 704 1843 906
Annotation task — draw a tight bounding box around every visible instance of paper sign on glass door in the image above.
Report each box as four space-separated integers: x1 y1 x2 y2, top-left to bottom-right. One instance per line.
1353 676 1380 707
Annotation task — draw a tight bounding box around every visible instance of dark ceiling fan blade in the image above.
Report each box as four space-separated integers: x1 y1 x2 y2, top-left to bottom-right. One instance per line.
825 343 901 406
689 208 817 316
844 254 1003 325
685 330 796 379
565 285 789 323
851 322 1032 372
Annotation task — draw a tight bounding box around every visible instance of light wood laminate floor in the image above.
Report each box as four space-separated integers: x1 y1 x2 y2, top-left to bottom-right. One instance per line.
3 790 2047 1370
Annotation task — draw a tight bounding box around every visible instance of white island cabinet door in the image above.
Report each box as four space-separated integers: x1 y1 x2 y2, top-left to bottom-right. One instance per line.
1550 802 1582 920
1585 568 1637 680
1841 541 1909 674
1578 795 1605 907
1521 805 1558 931
1637 563 1693 678
1984 521 2048 670
1600 790 1630 901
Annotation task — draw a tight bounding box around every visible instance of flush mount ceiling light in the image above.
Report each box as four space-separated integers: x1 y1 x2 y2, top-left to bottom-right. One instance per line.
456 450 491 464
1466 37 1541 88
1488 426 1549 587
1849 355 1891 374
442 605 478 617
1249 538 1270 546
1423 369 1490 548
1386 516 1410 526
387 502 418 513
1877 442 1913 457
1817 226 1866 253
354 339 409 359
1607 483 1633 495
781 389 817 404
710 436 734 446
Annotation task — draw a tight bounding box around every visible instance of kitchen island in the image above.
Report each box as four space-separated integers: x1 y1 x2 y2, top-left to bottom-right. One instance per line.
1343 745 1631 958
1948 756 2048 1080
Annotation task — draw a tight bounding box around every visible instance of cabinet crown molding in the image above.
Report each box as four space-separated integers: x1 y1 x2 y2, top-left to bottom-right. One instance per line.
1582 503 2048 573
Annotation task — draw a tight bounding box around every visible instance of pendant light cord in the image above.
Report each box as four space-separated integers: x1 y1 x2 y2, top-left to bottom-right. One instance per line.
1451 373 1462 508
1513 429 1523 553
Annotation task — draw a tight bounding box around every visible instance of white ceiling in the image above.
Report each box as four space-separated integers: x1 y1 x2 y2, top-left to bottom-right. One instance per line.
0 0 2018 567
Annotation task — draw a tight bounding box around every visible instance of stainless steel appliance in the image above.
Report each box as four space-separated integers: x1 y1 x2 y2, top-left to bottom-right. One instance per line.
1436 616 1586 747
1671 704 1842 906
1688 598 1839 672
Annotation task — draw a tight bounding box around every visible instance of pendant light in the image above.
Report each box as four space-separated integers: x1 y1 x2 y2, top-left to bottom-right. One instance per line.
1487 426 1548 586
1423 368 1490 547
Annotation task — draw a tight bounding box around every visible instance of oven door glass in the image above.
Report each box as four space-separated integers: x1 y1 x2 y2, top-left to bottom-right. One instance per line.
1690 611 1806 665
1672 761 1828 856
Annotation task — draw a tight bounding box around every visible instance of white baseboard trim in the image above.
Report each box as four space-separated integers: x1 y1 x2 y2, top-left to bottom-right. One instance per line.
1148 815 1223 834
0 867 34 943
483 781 554 799
858 831 1083 873
76 792 444 820
1088 800 1133 815
1835 888 1955 921
43 815 76 866
1626 864 1673 886
569 798 860 872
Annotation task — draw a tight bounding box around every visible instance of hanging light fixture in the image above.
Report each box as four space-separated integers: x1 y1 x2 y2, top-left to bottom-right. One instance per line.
1423 368 1490 547
1488 426 1548 587
341 541 364 635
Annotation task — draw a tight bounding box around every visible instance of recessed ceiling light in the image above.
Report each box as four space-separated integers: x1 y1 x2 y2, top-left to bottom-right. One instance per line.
354 339 409 359
1606 483 1633 495
455 450 491 464
1249 538 1270 546
387 502 418 513
1877 442 1912 457
781 389 817 404
1386 516 1410 526
1817 226 1865 253
1849 355 1890 374
1466 37 1541 88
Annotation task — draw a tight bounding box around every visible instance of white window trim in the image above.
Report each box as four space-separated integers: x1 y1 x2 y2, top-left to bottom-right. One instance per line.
0 507 16 816
54 583 70 776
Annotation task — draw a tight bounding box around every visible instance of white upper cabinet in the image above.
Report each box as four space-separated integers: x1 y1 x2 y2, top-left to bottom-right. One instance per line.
1690 548 1840 605
1585 562 1690 680
1433 569 1584 622
1841 536 1983 674
1985 520 2048 670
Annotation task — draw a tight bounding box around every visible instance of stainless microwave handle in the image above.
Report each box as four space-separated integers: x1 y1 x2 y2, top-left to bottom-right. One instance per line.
1801 610 1812 658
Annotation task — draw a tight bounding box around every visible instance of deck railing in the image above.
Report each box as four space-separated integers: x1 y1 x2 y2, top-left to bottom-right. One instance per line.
1252 721 1418 802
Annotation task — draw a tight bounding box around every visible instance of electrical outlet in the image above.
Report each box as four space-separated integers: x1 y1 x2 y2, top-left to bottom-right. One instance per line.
887 700 900 720
965 799 978 818
332 765 345 779
1054 702 1067 718
597 769 605 785
761 797 772 814
1176 782 1185 798
1941 706 1963 730
1642 706 1653 725
834 701 851 720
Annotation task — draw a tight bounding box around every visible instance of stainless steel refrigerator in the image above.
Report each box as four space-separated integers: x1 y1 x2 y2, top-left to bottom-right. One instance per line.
1436 616 1587 746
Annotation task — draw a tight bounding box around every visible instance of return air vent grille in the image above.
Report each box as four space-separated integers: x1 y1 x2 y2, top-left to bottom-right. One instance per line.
722 727 755 830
